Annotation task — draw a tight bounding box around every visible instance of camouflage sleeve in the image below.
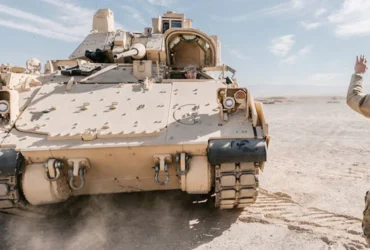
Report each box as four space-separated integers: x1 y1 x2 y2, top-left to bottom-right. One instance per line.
346 73 370 118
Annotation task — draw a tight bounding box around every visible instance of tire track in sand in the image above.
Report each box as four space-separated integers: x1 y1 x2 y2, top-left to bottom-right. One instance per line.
240 189 369 249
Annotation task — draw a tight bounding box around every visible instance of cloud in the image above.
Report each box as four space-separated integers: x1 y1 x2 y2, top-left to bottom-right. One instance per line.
310 73 339 81
121 5 148 26
269 35 295 57
281 55 298 64
146 0 177 6
211 0 306 23
280 45 312 64
328 0 370 36
0 1 126 43
0 3 83 42
328 0 368 23
40 0 126 30
258 0 305 16
224 44 249 60
0 19 78 42
292 0 305 9
301 21 322 30
229 48 249 60
298 45 313 55
315 8 327 18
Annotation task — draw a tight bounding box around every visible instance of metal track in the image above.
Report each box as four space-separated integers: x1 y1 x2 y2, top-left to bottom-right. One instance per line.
0 175 21 208
0 175 41 217
0 171 67 218
215 162 260 209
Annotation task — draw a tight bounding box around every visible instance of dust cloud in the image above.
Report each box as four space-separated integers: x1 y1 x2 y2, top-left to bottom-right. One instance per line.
1 191 239 250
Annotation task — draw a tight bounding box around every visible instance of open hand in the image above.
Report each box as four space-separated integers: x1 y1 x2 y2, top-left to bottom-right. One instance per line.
355 55 368 74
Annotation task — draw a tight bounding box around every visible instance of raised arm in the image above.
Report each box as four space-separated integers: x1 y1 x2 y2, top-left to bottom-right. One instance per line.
346 55 370 118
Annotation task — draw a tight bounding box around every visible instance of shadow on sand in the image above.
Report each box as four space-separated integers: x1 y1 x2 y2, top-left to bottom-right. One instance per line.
0 190 241 250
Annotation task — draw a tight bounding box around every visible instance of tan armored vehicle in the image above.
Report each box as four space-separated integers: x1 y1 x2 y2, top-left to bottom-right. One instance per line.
0 9 270 214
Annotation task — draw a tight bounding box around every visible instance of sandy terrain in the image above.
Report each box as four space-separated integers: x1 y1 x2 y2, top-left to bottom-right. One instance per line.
1 96 370 250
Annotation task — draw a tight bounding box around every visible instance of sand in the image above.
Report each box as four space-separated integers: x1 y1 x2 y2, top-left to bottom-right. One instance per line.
1 96 370 250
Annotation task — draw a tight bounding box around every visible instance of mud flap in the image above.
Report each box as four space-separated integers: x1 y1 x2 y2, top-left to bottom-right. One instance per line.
0 148 23 176
207 139 267 165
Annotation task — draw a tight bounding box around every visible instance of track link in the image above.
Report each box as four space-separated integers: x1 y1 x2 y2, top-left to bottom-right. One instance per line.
215 162 260 209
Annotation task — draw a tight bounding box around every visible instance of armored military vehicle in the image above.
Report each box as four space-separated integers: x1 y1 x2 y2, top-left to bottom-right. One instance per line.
0 9 270 214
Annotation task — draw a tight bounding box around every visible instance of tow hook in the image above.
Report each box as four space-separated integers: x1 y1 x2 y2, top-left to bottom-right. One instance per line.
152 154 172 185
44 159 64 181
66 158 90 190
175 153 191 175
68 168 86 190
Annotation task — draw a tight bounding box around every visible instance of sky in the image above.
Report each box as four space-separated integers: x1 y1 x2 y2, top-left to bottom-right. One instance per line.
1 0 370 96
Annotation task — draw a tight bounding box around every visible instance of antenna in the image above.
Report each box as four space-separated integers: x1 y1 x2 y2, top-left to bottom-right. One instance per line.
156 3 161 18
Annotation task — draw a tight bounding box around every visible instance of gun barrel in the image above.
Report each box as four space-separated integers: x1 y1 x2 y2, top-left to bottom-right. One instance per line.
113 43 146 60
113 49 138 59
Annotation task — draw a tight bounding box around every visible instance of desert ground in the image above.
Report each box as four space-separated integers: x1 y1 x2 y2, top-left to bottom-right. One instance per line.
1 96 370 250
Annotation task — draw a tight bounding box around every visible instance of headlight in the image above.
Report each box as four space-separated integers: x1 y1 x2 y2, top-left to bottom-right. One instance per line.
0 100 9 114
223 97 235 109
234 90 246 99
